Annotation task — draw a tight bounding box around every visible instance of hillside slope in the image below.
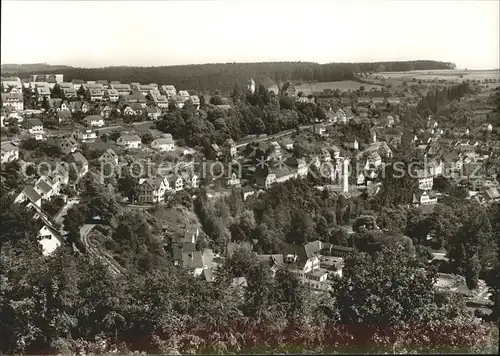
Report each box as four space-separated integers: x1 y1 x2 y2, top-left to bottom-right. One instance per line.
4 60 455 93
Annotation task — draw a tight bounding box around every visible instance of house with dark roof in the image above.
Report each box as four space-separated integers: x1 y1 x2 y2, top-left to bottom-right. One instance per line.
137 177 167 204
116 134 142 149
98 148 119 166
412 190 438 206
1 141 19 163
69 152 88 178
125 91 147 106
146 106 161 120
151 134 175 152
282 240 323 275
48 135 78 155
123 103 143 116
57 110 72 123
153 95 169 109
281 82 297 97
182 249 215 277
84 115 105 127
14 186 42 208
62 87 77 99
160 85 177 98
190 95 201 110
34 175 59 200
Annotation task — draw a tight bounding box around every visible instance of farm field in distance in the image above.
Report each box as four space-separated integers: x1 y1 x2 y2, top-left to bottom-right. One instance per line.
373 69 500 82
294 80 383 94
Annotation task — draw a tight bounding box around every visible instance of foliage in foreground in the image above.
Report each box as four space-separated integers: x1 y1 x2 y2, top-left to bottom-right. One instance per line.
0 237 498 355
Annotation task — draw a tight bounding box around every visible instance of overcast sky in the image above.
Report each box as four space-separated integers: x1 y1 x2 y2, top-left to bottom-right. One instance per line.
1 0 499 69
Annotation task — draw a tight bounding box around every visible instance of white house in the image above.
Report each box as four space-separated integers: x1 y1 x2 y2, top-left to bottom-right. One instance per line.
106 89 120 102
1 93 24 110
117 134 142 149
160 85 177 98
314 124 328 136
190 95 201 110
146 106 161 120
168 174 184 192
88 88 104 101
416 168 433 190
335 109 347 124
364 152 382 170
153 95 169 109
226 172 241 188
38 224 62 256
15 186 42 208
34 176 59 200
1 141 19 163
26 118 44 140
98 148 119 166
413 190 438 206
69 152 89 178
74 129 97 143
151 134 175 152
137 177 167 204
84 115 105 127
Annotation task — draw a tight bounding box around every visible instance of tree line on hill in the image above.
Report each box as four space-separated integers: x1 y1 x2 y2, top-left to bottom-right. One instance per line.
9 60 453 93
417 82 471 116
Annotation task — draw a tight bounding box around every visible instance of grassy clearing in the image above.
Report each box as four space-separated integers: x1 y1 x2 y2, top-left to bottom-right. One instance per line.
296 80 383 94
374 69 500 83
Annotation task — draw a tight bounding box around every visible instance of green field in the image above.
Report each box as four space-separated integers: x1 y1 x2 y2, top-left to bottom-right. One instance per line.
295 80 383 94
373 69 500 83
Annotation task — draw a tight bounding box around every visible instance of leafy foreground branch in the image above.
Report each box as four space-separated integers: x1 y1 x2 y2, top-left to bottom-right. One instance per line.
0 239 498 355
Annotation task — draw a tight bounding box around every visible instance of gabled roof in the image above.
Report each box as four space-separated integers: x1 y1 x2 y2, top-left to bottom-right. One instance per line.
101 148 118 159
146 106 160 114
70 152 88 165
89 88 104 95
21 186 42 204
36 87 51 95
1 141 19 153
1 93 23 101
139 177 163 190
111 83 131 90
57 111 72 118
84 115 103 122
126 92 147 102
485 187 500 200
152 136 174 145
129 103 143 111
35 179 53 194
119 134 141 142
27 118 43 127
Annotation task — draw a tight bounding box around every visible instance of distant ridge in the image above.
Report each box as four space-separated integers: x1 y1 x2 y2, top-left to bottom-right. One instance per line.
1 60 455 92
1 63 74 73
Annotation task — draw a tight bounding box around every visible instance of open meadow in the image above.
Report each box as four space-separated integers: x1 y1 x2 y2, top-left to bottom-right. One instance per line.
373 69 500 83
294 80 383 94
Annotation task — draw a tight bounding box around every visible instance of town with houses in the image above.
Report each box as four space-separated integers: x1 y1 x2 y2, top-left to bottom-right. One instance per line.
2 70 499 295
1 62 500 356
1 0 499 353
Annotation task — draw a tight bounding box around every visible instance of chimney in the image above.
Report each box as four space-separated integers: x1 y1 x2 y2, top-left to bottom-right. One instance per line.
342 158 349 193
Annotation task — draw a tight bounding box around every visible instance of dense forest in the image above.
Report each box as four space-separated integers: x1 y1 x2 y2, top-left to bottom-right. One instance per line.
6 60 454 93
417 82 472 115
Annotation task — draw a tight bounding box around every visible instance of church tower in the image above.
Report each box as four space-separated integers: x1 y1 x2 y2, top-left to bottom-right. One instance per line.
247 78 256 94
